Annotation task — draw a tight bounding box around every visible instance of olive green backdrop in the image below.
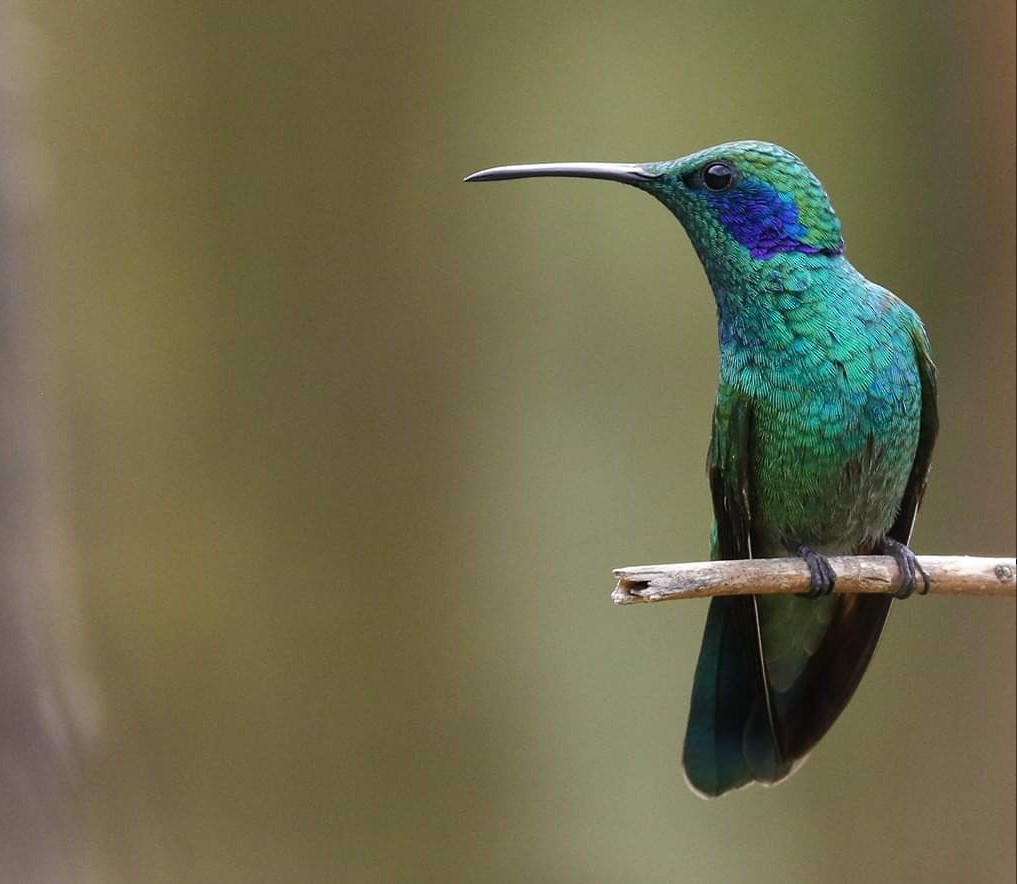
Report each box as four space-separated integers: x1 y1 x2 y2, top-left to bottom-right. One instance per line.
29 1 1016 882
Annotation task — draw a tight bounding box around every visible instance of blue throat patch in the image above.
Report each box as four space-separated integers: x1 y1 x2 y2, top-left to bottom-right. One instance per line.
709 179 833 260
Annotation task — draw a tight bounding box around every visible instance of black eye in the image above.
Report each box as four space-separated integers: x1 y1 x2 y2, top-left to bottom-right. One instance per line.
702 162 734 191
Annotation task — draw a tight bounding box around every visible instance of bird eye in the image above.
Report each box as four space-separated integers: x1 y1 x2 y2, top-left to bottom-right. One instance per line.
702 163 734 192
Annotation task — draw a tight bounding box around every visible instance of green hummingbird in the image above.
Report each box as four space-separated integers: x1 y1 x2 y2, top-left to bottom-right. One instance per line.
465 141 938 797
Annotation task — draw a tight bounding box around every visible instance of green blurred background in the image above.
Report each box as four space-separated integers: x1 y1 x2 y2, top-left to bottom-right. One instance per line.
22 1 1017 882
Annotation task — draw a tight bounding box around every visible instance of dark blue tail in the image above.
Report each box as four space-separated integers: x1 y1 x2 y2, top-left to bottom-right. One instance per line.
682 593 891 797
682 597 789 796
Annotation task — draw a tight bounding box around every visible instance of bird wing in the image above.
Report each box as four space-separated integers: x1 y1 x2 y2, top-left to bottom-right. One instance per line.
888 319 939 545
707 387 755 561
683 387 792 795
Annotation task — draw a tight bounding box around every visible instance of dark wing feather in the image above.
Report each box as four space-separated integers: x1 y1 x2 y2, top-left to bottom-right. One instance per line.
889 323 939 545
768 594 893 759
708 392 754 561
682 392 790 796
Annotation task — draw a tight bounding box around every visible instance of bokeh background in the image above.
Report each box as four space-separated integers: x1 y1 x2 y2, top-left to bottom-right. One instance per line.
10 0 1016 881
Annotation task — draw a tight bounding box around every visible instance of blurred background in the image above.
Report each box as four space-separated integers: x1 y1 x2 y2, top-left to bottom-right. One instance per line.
1 0 1013 882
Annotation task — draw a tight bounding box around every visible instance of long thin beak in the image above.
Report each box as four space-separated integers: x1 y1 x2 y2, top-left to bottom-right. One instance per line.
464 161 659 185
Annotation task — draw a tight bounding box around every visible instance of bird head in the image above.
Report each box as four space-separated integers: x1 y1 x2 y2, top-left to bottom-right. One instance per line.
466 141 844 282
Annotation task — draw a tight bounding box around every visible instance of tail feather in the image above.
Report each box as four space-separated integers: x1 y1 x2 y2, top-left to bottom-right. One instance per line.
682 597 789 796
773 594 892 759
682 594 890 797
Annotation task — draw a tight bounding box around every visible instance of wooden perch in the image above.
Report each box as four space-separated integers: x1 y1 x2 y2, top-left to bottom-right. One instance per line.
613 555 1017 604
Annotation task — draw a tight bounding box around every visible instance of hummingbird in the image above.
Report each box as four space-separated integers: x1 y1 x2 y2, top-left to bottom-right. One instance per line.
465 141 938 797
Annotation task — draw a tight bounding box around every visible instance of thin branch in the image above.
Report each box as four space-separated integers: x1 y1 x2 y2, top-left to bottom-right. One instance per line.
613 555 1017 604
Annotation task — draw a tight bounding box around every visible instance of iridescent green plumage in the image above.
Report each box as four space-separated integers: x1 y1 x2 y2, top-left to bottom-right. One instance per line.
466 141 938 797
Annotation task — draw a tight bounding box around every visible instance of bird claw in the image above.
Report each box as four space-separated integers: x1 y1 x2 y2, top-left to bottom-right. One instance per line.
795 544 837 598
877 537 929 599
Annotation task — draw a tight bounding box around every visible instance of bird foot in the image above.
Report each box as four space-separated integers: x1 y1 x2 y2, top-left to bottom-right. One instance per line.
876 537 929 599
794 544 837 598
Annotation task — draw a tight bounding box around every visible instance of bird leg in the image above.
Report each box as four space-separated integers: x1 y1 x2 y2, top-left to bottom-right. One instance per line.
793 544 837 598
875 537 929 599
